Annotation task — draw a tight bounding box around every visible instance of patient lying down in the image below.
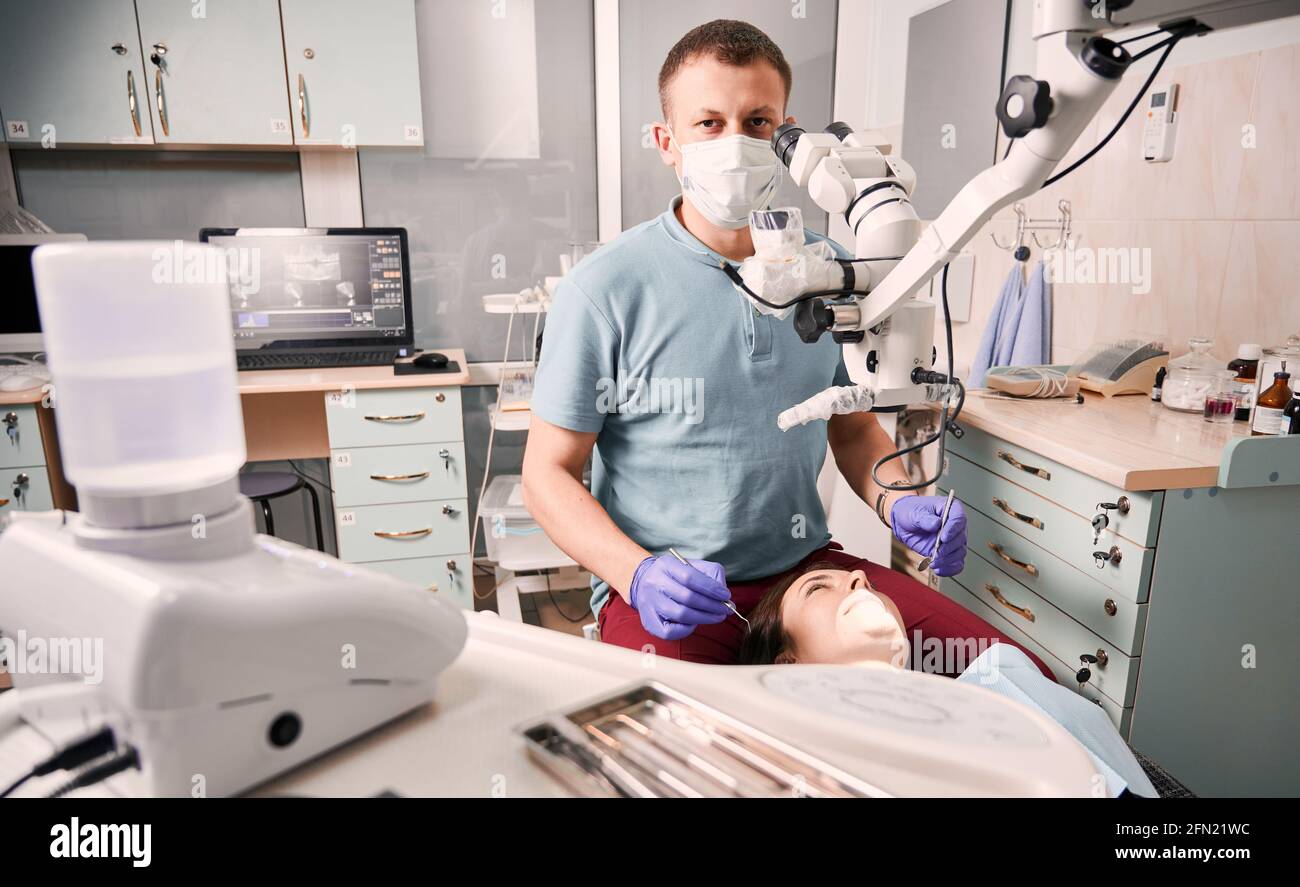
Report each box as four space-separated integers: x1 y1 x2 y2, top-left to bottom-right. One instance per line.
738 562 1159 797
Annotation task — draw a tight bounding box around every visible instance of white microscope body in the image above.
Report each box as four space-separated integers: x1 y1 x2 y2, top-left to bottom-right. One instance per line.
768 0 1300 421
0 242 467 797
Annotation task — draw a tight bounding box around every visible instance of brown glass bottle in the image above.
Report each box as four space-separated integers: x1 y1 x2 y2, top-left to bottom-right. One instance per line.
1252 369 1293 435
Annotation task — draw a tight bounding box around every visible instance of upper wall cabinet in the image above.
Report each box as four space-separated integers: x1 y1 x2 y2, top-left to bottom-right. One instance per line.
134 0 294 146
0 0 154 146
0 0 424 149
280 0 425 147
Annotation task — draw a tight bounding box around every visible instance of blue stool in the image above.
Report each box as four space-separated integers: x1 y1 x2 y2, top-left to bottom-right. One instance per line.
239 471 325 552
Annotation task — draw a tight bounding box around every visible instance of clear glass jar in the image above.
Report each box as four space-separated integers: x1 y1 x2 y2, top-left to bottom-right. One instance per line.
1163 337 1221 412
1202 370 1239 424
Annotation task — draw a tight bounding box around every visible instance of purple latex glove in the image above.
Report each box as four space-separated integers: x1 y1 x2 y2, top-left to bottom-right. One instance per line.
891 495 968 576
628 555 731 641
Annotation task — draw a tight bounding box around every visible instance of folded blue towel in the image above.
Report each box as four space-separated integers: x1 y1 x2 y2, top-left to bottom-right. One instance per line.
968 259 1052 387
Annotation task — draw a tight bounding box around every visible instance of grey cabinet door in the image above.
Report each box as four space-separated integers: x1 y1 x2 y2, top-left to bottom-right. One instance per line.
0 0 153 146
280 0 424 147
134 0 293 146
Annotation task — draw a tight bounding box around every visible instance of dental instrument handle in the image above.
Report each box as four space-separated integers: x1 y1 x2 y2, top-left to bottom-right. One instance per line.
918 489 956 572
667 547 749 629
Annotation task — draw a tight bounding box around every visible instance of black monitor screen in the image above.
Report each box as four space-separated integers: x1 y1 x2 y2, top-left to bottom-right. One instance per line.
200 228 413 352
0 245 42 336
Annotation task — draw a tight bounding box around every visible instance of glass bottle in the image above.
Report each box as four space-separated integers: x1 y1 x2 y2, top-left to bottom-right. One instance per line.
1252 363 1294 436
1227 343 1261 421
1283 388 1300 435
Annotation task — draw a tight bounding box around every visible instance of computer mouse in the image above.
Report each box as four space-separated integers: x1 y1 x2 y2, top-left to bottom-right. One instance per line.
0 374 43 392
413 351 449 370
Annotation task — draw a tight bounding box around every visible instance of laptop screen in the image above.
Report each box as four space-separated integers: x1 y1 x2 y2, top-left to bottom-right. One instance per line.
199 228 414 353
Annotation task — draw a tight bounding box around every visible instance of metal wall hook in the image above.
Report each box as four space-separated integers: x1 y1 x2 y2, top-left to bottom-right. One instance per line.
990 200 1072 259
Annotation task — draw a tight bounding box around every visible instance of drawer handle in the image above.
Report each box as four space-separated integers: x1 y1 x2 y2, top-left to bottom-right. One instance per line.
0 498 9 507
369 471 430 482
126 70 142 136
373 527 432 539
986 583 1035 623
154 66 169 137
297 72 309 138
363 412 426 423
992 497 1044 530
996 449 1050 480
987 541 1039 577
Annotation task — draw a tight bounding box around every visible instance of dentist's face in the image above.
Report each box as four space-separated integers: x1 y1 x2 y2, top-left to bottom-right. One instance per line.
654 54 794 176
779 568 910 667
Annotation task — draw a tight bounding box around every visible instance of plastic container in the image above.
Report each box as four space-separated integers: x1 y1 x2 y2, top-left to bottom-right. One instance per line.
479 474 573 570
1162 337 1221 413
30 241 246 497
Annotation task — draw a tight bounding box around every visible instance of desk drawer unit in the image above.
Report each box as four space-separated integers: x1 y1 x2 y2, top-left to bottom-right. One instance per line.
946 550 1137 706
326 386 472 610
356 554 473 610
947 424 1161 546
938 426 1167 734
325 387 463 448
938 492 1148 655
936 575 1131 733
1 404 47 470
330 442 466 506
942 452 1153 602
0 465 53 515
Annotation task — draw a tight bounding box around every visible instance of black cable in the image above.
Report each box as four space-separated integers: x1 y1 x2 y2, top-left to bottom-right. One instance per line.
1118 27 1167 45
46 747 139 798
1043 30 1187 188
868 263 963 494
288 459 334 494
1 727 117 798
543 572 590 624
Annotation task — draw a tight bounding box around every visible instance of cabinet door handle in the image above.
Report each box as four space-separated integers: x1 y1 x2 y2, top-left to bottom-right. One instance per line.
987 541 1039 577
297 73 309 138
992 497 1044 530
996 449 1050 480
369 471 430 482
126 70 142 137
0 498 9 507
373 527 432 539
154 68 169 136
363 411 425 423
986 583 1035 622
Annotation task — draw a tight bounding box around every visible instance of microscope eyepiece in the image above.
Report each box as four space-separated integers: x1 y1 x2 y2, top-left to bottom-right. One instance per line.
772 123 805 168
824 121 854 142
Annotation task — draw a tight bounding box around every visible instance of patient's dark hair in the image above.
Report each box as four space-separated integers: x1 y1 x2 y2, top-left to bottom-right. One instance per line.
738 560 840 666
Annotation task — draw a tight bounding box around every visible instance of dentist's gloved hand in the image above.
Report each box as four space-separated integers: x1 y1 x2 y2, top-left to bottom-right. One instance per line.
891 495 968 576
628 555 731 641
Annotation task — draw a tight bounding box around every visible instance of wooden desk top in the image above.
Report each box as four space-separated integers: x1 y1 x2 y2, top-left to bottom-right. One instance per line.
1 350 473 405
235 349 471 395
949 391 1250 491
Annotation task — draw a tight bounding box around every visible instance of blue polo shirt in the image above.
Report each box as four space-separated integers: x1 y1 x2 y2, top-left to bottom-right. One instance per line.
531 197 850 614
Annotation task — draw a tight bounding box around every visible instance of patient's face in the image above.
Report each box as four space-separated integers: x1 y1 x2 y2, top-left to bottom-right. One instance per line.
779 568 910 667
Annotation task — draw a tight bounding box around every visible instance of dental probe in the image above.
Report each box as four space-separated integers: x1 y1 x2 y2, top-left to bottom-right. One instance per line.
917 488 956 573
667 547 749 631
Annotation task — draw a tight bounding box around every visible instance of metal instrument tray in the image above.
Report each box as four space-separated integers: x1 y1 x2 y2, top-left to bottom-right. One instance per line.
517 681 889 798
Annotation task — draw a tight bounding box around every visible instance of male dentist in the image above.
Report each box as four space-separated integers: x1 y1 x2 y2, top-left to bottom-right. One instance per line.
524 20 988 666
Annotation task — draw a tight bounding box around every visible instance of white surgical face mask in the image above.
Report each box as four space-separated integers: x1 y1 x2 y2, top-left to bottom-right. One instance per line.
671 131 782 230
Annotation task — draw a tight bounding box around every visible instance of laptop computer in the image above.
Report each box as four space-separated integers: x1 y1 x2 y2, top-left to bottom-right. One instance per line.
199 227 416 371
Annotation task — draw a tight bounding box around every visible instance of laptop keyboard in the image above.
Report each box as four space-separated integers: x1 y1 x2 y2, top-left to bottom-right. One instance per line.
236 350 399 370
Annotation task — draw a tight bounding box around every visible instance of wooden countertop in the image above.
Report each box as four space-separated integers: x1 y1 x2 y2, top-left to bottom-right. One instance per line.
2 350 472 404
235 348 471 394
948 391 1251 491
